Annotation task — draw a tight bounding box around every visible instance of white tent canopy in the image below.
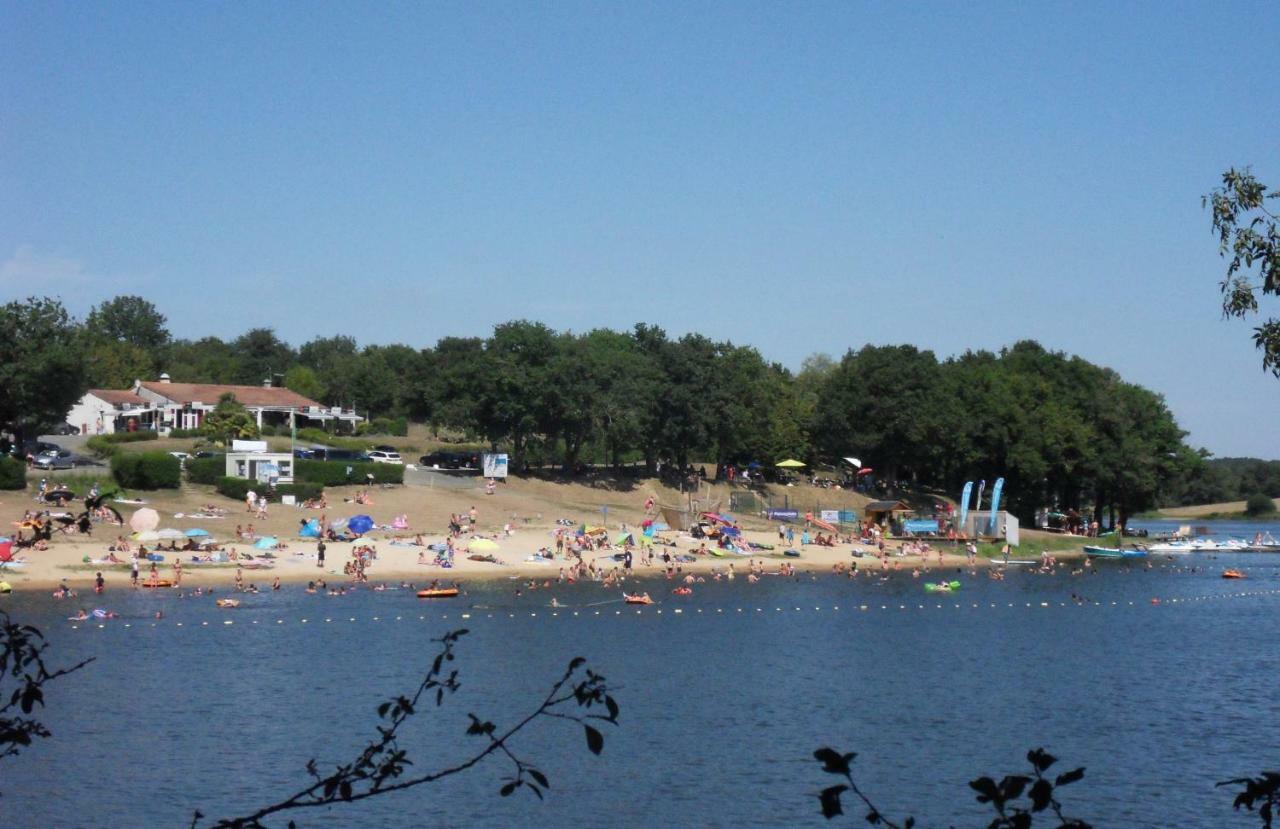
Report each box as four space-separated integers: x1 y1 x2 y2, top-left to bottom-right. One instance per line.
842 457 862 468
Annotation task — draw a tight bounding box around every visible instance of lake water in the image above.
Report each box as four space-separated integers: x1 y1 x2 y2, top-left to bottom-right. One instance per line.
4 551 1280 828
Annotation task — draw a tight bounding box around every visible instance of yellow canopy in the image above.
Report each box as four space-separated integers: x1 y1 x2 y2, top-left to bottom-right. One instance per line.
775 459 806 468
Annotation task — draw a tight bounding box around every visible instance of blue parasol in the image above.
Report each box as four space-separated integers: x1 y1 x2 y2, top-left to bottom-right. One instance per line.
348 515 374 535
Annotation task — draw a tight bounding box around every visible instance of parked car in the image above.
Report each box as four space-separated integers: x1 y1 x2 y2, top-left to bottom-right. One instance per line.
367 450 403 465
168 451 191 465
14 440 60 459
33 449 84 470
193 450 223 459
418 451 480 470
51 423 80 436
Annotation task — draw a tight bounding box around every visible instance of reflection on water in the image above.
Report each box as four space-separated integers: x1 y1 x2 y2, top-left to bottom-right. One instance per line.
4 555 1279 828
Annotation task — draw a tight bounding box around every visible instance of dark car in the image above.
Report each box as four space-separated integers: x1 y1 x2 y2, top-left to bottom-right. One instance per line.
193 450 223 459
13 440 59 459
51 423 80 436
418 451 480 470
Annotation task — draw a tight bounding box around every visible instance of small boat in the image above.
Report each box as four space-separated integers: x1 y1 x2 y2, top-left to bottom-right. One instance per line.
139 579 174 588
216 598 241 608
1222 569 1246 580
416 587 460 598
623 593 653 605
1083 546 1147 559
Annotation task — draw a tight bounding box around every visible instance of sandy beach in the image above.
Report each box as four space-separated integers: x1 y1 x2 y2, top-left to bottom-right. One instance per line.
0 475 1040 593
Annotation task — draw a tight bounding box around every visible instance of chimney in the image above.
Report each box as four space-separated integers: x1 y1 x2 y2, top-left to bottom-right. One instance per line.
263 377 273 388
159 373 171 384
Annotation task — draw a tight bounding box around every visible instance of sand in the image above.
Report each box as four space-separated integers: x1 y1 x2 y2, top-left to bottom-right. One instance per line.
0 474 1052 594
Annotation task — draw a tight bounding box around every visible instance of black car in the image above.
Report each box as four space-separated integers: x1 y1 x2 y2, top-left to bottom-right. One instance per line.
51 423 80 436
418 451 480 470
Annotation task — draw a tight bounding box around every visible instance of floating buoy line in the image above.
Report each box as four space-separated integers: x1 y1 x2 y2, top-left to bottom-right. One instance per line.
63 587 1280 632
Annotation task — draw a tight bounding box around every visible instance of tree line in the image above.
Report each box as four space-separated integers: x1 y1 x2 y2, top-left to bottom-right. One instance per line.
0 294 1223 525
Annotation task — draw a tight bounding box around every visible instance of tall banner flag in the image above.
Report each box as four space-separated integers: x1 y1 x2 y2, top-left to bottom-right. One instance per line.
976 480 987 527
958 481 974 535
987 477 1005 534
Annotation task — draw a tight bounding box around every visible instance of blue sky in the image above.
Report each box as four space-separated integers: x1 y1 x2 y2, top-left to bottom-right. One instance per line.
3 2 1279 456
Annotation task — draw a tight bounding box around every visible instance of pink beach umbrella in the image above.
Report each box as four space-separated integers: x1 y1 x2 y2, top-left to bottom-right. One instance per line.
129 508 160 533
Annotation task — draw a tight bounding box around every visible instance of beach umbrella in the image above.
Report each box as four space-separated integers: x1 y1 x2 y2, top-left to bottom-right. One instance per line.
156 528 186 540
254 536 278 550
130 508 160 532
132 530 160 542
185 528 210 537
195 537 219 547
615 532 634 545
347 515 374 535
328 518 349 529
775 459 806 469
843 457 862 468
469 538 499 552
857 468 875 476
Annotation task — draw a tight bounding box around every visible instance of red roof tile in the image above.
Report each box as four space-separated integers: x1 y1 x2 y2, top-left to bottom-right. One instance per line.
138 382 322 409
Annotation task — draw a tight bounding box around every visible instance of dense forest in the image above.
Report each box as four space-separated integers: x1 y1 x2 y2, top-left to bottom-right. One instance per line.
1 294 1269 524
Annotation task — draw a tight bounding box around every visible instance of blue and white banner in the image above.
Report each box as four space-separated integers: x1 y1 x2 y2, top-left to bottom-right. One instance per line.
958 481 973 533
766 508 799 521
987 477 1005 534
976 480 986 516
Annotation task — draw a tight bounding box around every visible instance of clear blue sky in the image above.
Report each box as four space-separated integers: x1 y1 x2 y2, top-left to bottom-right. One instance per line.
3 2 1279 457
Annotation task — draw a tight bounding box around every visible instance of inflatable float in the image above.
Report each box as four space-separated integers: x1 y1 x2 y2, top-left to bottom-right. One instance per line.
416 587 460 598
924 581 961 592
1222 569 1246 580
216 598 241 608
140 579 173 588
623 593 654 605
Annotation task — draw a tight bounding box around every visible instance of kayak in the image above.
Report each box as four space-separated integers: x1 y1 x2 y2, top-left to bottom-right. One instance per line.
140 579 173 588
924 581 961 592
417 588 460 598
783 550 801 558
1222 569 1246 580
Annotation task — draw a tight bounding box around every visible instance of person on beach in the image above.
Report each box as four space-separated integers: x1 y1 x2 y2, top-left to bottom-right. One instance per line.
469 506 477 528
130 553 139 587
245 489 256 513
95 572 105 593
317 539 326 568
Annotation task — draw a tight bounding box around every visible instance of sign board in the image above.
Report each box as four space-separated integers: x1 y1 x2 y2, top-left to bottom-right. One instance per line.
838 510 858 524
232 439 268 453
820 510 840 522
482 453 509 479
281 495 296 506
256 462 279 484
766 508 799 521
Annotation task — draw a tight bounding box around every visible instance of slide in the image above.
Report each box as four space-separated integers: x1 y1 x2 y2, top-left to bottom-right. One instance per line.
811 518 837 533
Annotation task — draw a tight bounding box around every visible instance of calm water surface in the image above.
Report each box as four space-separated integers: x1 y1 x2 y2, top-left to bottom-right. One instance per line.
4 554 1280 828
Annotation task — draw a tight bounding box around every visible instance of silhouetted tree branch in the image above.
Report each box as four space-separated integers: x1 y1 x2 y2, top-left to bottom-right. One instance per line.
197 630 619 829
0 609 94 793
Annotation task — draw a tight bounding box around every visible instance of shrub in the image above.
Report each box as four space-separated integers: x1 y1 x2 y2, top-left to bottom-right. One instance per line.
295 459 403 486
186 456 224 485
1245 493 1277 517
167 428 203 438
0 456 26 490
215 476 324 503
111 451 181 489
358 416 409 437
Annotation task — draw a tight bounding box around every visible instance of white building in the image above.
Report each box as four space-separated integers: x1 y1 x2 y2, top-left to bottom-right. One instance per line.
65 374 363 436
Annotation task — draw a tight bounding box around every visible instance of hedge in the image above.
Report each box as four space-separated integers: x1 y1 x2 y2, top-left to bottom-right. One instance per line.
186 456 224 485
110 452 182 489
215 476 324 503
295 459 403 486
0 456 26 490
87 431 159 457
167 428 203 439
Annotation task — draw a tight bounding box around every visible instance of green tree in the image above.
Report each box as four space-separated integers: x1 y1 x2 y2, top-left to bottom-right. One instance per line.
1245 493 1276 517
298 335 360 406
0 297 85 441
230 328 296 387
283 365 326 403
82 339 156 389
1206 168 1280 373
164 337 237 383
84 295 170 350
200 393 260 444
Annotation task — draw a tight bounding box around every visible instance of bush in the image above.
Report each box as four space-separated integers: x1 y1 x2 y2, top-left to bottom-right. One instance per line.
1245 493 1277 517
0 456 26 491
167 428 203 439
111 452 182 489
215 476 324 503
358 416 409 437
295 459 404 486
186 456 224 485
